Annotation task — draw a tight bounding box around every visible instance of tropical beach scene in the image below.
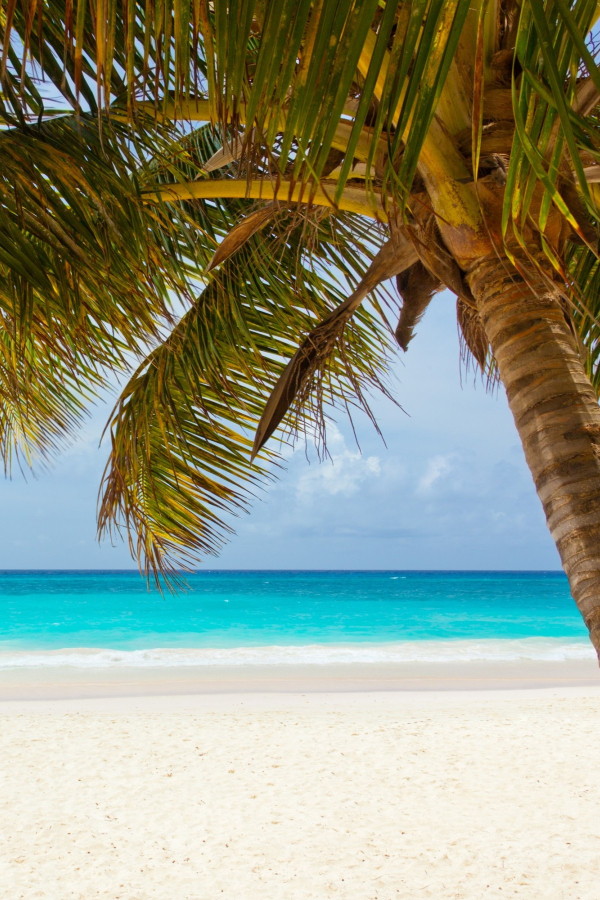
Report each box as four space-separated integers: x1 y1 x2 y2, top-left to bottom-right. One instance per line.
2 0 600 897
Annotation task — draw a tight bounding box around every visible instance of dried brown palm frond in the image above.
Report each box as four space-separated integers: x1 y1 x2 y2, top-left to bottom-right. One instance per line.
395 262 443 351
408 217 476 305
251 230 418 460
206 203 279 272
457 296 492 379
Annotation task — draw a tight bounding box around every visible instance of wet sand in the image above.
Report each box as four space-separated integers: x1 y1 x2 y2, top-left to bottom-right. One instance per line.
0 656 597 701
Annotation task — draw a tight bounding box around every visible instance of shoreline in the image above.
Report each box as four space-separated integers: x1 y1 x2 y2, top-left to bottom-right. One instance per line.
0 682 599 716
0 657 597 702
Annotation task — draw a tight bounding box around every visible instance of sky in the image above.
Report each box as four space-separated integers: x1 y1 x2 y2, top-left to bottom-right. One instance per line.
0 289 561 571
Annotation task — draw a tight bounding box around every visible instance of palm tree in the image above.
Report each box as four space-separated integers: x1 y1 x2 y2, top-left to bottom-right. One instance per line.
3 1 600 658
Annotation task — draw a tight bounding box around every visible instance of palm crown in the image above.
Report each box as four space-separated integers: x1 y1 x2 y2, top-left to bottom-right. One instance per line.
3 0 600 654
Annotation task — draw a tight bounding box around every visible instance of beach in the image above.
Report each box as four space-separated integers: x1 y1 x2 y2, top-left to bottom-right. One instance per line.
1 571 599 897
1 662 599 899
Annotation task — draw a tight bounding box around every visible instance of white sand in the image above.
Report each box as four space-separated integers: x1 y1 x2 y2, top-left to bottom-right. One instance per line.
1 684 600 899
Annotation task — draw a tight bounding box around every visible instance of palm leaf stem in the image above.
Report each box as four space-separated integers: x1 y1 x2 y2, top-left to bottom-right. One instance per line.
251 230 417 459
144 179 388 220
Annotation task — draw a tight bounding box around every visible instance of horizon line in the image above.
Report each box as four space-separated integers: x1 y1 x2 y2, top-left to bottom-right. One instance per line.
0 568 566 574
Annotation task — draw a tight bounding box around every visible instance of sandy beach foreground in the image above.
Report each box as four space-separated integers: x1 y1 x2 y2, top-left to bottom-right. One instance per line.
1 665 599 899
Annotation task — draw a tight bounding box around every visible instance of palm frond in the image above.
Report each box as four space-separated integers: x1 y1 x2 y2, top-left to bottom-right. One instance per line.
5 0 600 582
502 0 600 269
0 111 203 463
99 202 396 578
0 319 94 468
395 261 442 352
568 241 600 396
251 230 416 459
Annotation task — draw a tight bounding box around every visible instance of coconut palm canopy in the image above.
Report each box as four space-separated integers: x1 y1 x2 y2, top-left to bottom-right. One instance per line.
3 0 600 654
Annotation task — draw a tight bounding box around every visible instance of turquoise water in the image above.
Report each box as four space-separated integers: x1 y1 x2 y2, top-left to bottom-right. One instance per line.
0 570 593 666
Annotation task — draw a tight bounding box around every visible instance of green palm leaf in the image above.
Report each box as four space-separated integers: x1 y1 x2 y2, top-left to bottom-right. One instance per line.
0 111 198 461
98 205 396 577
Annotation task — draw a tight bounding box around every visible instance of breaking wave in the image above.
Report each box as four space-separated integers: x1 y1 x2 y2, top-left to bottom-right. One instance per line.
0 638 594 668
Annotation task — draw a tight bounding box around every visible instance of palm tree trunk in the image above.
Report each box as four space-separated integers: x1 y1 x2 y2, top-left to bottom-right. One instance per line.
468 256 600 661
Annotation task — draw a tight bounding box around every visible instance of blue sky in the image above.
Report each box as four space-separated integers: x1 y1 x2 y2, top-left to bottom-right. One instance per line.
0 289 561 570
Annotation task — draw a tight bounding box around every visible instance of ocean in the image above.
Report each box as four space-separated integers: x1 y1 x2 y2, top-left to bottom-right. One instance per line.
0 570 593 667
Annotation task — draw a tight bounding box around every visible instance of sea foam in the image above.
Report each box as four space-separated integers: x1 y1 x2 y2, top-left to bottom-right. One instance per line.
0 638 594 668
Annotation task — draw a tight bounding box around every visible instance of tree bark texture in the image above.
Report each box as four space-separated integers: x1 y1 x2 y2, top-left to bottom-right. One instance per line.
468 256 600 661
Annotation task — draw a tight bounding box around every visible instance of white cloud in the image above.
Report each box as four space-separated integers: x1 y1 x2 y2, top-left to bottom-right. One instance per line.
417 455 452 493
296 425 381 498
